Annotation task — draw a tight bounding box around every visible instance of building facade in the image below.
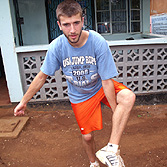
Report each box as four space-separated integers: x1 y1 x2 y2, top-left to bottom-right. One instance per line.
0 0 167 103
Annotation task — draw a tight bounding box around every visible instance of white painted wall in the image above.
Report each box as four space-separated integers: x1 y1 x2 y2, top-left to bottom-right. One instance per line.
0 0 23 102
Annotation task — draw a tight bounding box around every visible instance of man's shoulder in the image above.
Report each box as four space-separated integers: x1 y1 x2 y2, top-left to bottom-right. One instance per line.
89 30 106 47
89 30 103 37
89 30 105 41
47 34 66 52
50 34 65 46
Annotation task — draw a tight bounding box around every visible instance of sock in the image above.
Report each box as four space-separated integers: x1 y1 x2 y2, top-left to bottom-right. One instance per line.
90 161 99 166
107 143 119 153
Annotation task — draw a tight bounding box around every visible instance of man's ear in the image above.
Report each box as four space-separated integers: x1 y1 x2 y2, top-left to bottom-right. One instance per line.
82 17 84 27
57 21 62 30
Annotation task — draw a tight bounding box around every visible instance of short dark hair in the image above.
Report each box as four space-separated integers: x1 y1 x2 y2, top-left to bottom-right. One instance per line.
56 0 83 22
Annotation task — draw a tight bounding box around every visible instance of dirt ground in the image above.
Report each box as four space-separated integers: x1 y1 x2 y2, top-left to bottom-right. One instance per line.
0 102 167 167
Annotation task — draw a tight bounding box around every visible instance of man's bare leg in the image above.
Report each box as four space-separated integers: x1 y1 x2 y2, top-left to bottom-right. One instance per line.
82 132 97 163
109 89 136 144
82 89 135 165
96 89 135 166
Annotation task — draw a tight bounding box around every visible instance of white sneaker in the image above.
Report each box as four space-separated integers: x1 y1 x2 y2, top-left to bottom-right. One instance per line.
96 146 125 167
90 160 100 167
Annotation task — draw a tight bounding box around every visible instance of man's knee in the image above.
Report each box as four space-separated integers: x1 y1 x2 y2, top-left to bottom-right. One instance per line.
118 89 136 107
82 133 93 143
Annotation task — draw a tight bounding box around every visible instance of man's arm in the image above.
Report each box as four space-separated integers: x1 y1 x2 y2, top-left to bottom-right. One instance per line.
14 71 48 116
102 79 117 112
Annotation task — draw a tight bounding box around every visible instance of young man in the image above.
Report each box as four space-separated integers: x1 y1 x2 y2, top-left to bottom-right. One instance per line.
14 0 136 167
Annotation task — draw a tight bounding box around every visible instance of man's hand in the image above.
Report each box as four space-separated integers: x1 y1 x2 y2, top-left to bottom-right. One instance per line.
14 102 27 116
13 71 48 116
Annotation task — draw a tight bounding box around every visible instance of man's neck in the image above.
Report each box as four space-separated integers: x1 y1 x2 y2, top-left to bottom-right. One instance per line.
69 30 89 48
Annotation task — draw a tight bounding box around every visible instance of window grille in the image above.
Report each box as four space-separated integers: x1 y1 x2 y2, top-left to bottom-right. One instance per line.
95 0 142 34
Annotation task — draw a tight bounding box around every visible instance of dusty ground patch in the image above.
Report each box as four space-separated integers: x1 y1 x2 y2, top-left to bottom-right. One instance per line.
0 103 167 167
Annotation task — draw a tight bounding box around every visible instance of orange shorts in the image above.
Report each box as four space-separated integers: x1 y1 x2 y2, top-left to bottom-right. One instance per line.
71 79 129 135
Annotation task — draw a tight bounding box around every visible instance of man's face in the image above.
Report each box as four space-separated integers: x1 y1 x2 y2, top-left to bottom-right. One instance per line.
57 13 84 45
